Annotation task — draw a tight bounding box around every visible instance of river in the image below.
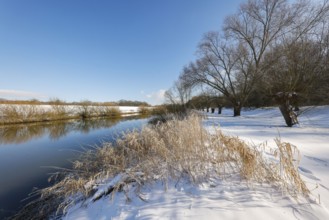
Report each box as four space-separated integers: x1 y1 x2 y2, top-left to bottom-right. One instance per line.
0 116 149 219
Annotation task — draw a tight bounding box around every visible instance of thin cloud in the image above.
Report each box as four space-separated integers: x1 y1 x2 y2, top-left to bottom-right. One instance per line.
145 89 166 105
0 89 46 99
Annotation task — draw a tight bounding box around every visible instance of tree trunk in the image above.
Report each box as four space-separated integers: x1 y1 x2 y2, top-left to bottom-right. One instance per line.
233 105 241 117
211 108 215 113
278 105 294 127
206 107 209 113
218 105 222 114
275 92 298 127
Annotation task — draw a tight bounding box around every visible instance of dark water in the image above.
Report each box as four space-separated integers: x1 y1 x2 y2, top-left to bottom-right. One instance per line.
0 116 149 219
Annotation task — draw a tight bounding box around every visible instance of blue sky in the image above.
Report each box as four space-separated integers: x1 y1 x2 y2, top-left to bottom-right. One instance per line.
0 0 243 105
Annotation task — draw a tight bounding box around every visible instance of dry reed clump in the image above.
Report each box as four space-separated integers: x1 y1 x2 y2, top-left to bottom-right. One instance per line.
12 113 309 219
274 138 310 196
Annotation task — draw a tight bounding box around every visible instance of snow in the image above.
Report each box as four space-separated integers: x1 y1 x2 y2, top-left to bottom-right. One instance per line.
118 106 140 113
63 106 329 220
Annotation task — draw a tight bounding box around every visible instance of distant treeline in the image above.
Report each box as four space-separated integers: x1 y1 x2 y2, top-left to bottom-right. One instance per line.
0 98 150 106
116 99 150 106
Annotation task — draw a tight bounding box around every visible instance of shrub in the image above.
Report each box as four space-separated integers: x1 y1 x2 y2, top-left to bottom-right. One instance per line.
78 103 92 119
138 106 151 116
0 105 23 124
103 106 121 118
50 105 68 119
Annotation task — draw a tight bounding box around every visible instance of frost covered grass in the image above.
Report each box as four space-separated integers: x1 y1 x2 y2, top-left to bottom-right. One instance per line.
0 105 126 125
11 113 309 219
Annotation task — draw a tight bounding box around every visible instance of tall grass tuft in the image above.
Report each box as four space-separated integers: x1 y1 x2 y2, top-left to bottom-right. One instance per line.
11 113 309 219
274 138 310 196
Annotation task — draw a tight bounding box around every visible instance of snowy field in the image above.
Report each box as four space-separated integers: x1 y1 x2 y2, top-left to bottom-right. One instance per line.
64 106 329 220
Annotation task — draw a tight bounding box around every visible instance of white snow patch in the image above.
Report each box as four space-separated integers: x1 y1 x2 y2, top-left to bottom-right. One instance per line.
63 106 329 220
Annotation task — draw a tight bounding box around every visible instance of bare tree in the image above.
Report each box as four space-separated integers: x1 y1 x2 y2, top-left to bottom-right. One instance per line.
180 32 256 116
263 1 329 126
165 79 192 108
224 0 296 70
264 39 326 95
174 0 329 124
180 0 297 117
223 0 329 125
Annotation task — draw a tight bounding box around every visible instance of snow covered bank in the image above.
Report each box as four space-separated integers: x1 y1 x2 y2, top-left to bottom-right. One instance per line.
62 106 329 220
0 104 141 114
65 180 328 220
204 106 329 215
0 104 145 125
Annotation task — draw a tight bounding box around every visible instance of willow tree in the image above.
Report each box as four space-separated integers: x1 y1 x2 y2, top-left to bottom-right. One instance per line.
181 0 298 117
180 32 255 116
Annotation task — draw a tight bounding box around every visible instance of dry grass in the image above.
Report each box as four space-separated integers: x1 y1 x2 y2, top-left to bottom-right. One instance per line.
0 105 52 124
0 105 122 125
11 113 309 219
274 138 310 196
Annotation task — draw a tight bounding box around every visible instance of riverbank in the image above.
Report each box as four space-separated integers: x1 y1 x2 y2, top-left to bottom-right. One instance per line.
0 104 151 126
12 106 329 219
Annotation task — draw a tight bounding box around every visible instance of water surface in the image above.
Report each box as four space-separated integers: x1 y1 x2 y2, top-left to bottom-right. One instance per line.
0 116 148 219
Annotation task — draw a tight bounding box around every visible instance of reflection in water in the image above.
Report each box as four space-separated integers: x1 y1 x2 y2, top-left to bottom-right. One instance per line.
0 116 148 219
0 118 122 144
